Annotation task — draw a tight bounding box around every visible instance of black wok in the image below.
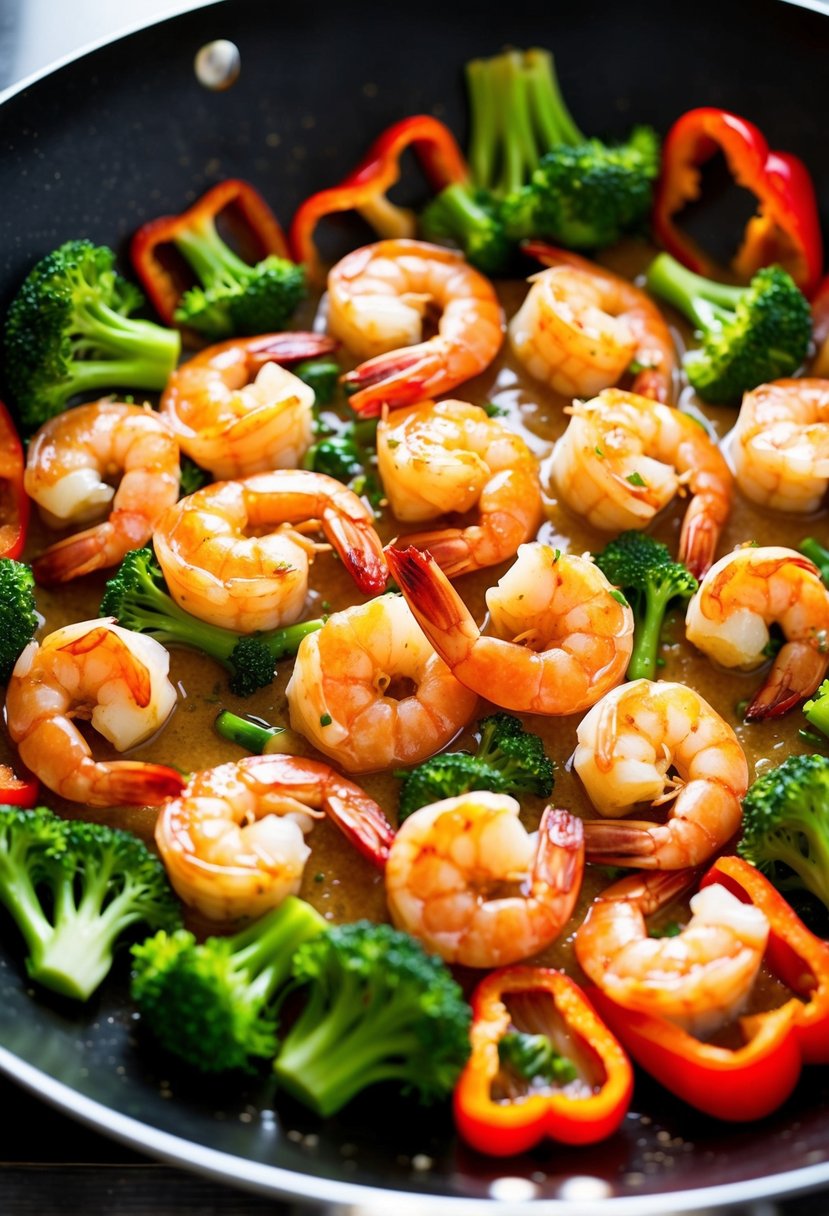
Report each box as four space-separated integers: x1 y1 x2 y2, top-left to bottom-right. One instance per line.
0 0 828 1209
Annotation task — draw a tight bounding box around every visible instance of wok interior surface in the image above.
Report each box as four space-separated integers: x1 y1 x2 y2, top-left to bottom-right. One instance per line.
1 0 829 1206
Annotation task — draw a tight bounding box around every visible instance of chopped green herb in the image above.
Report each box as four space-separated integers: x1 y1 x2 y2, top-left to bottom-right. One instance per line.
626 471 647 487
319 713 333 727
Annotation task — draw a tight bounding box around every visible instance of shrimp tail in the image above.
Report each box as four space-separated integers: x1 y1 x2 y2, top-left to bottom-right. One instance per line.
343 344 443 417
583 819 663 867
630 364 671 403
33 531 108 586
679 501 719 579
599 867 701 914
744 641 829 720
385 544 478 666
535 806 584 896
394 528 476 579
245 331 339 370
322 509 388 596
85 761 185 808
324 791 395 869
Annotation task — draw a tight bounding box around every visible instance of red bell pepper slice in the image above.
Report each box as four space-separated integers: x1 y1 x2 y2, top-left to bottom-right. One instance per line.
289 115 469 285
0 763 39 808
0 400 29 561
654 107 823 299
453 966 633 1156
131 179 290 325
701 855 829 1065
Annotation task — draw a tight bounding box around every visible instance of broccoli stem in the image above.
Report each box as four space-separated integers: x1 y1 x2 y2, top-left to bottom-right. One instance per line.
71 297 180 390
627 582 674 681
801 537 829 585
232 898 328 1003
804 686 829 739
215 710 286 754
432 182 495 243
174 214 254 292
645 253 742 332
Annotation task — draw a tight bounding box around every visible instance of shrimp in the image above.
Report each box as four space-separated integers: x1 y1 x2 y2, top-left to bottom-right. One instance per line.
285 593 477 773
685 545 829 719
386 793 584 968
328 239 504 416
550 388 733 578
386 542 634 715
377 398 543 576
508 244 677 402
575 871 770 1039
575 679 748 868
24 401 180 586
155 754 394 921
731 379 829 513
160 332 337 479
153 469 387 632
5 619 183 808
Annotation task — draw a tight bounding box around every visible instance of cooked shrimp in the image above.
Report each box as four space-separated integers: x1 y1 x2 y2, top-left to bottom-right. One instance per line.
550 388 733 577
24 401 180 586
285 593 477 773
154 469 387 632
575 871 770 1038
508 244 677 402
160 332 337 479
732 379 829 513
328 239 504 416
377 398 542 576
386 793 584 968
685 545 829 719
5 619 183 808
155 754 394 921
575 679 748 868
386 542 633 715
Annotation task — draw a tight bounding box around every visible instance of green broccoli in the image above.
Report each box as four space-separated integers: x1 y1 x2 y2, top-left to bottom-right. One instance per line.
804 679 829 741
177 456 209 498
738 753 829 913
420 48 659 272
0 558 39 683
172 213 305 339
0 805 180 1001
800 537 829 586
303 417 383 510
3 240 181 432
645 254 812 405
131 896 327 1073
273 920 471 1115
498 1031 578 1085
99 546 323 697
293 357 341 407
594 531 698 681
397 712 555 821
213 709 289 753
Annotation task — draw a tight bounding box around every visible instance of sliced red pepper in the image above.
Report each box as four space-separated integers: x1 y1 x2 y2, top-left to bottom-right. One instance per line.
0 400 29 561
701 855 829 1065
289 115 468 285
0 762 39 808
654 107 823 299
453 967 633 1156
130 179 290 325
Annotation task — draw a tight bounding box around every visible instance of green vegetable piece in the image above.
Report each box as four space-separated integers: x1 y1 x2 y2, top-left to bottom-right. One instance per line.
498 1030 578 1084
0 558 39 683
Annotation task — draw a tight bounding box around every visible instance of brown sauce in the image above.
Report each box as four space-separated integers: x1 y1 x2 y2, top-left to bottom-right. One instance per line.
4 239 824 999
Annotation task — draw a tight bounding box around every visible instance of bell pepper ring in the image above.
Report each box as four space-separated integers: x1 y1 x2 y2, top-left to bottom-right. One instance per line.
0 400 29 561
0 763 40 809
453 966 633 1156
288 114 469 285
130 178 290 326
654 107 823 299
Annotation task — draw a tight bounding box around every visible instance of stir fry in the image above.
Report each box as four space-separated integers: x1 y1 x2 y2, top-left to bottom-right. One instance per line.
2 43 829 1163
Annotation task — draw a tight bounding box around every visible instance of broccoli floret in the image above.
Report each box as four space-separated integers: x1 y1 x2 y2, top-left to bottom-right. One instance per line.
303 417 383 510
99 546 322 697
131 896 327 1072
594 531 697 681
397 712 555 821
645 254 812 405
178 456 209 498
738 754 829 913
498 1030 578 1085
293 357 341 407
801 537 829 586
804 679 829 740
420 49 658 271
172 214 305 339
0 805 180 1001
0 558 39 683
3 240 181 432
273 921 471 1115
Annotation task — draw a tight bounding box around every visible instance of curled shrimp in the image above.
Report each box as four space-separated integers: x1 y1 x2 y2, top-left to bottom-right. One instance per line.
508 244 677 402
551 388 733 578
685 545 829 719
386 793 584 968
575 679 748 868
575 871 770 1039
732 379 829 513
386 542 634 715
154 469 387 632
155 754 394 921
160 332 337 479
24 401 180 586
285 593 478 773
328 239 504 416
377 398 542 576
5 619 183 808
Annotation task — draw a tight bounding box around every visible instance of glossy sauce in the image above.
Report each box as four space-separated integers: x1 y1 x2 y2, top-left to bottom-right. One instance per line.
3 240 823 1004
